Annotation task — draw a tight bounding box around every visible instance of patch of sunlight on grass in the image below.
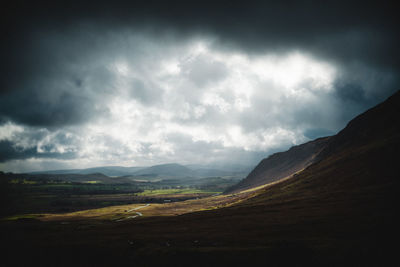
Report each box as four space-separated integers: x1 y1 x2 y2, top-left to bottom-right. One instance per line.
10 179 38 184
238 169 305 194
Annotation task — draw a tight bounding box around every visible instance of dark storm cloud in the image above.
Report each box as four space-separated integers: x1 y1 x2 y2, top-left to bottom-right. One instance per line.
0 86 109 127
0 26 116 126
51 0 397 70
4 1 399 69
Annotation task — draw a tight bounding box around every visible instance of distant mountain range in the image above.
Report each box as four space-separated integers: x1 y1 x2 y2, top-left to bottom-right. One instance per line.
28 163 252 179
29 166 145 177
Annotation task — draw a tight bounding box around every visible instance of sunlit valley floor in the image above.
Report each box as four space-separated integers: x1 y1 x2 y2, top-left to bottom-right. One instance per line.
1 92 399 266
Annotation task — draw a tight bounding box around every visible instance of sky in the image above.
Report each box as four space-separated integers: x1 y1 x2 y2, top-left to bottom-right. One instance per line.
0 0 399 172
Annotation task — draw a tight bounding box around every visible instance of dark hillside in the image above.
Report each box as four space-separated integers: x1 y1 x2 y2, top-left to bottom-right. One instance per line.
226 136 330 193
317 90 400 160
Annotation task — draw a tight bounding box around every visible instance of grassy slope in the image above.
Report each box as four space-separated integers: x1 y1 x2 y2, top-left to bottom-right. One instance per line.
227 136 330 193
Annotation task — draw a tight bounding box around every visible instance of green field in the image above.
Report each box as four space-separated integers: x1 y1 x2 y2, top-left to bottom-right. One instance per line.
136 188 221 196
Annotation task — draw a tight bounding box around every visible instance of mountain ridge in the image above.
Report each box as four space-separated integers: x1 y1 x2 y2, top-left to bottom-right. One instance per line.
226 136 331 193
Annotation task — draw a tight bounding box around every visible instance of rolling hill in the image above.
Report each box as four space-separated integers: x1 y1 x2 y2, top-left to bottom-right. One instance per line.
130 163 195 178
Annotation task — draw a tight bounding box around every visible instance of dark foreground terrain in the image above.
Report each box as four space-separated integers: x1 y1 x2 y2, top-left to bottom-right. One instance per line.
1 92 399 266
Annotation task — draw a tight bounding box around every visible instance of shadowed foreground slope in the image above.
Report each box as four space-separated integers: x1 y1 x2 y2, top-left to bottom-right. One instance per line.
1 92 399 266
